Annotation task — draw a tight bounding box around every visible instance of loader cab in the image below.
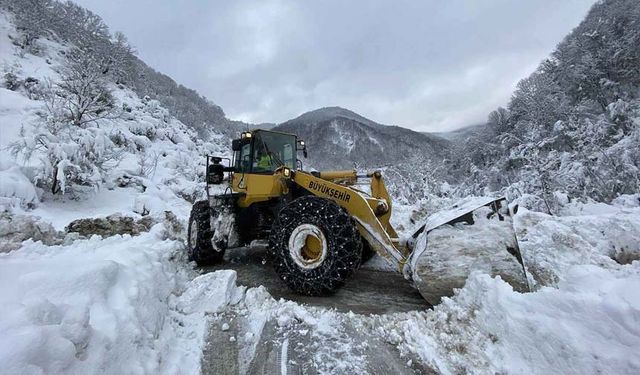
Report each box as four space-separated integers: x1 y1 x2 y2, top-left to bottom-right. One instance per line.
229 129 307 206
231 130 304 174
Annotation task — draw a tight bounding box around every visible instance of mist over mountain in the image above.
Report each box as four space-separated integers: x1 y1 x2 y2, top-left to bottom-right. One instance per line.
431 123 486 142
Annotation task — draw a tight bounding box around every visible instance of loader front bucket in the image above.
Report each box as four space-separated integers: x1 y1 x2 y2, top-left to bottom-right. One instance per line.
407 197 529 305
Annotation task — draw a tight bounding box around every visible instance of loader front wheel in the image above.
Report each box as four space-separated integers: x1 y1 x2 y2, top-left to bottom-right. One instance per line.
269 196 362 295
187 200 225 265
360 240 376 265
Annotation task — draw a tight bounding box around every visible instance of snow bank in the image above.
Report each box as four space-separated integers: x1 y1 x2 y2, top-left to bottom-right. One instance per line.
0 161 38 208
175 271 245 314
379 264 640 375
515 206 640 287
373 200 640 375
411 204 528 305
0 226 203 374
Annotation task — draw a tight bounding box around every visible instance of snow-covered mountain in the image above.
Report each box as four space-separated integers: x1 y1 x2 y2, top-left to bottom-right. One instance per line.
274 106 450 171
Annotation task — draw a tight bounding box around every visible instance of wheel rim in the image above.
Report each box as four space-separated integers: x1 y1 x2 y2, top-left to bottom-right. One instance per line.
189 218 198 249
288 224 328 269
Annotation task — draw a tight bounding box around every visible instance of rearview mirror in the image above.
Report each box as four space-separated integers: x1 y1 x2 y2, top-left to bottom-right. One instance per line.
232 138 250 151
207 164 224 184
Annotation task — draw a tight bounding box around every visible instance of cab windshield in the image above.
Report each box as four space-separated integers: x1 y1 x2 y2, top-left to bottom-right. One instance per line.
251 131 296 173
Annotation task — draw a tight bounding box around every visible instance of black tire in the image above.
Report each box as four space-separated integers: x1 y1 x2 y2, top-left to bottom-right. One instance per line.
269 196 362 295
187 200 225 265
360 239 376 265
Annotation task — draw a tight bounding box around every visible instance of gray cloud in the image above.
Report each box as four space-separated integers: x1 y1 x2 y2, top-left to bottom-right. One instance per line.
72 0 595 131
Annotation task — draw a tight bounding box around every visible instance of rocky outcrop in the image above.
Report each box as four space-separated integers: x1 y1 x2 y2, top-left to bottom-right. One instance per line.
0 213 63 252
66 214 156 237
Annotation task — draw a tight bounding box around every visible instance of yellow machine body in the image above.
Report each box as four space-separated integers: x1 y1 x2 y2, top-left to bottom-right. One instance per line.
229 161 410 272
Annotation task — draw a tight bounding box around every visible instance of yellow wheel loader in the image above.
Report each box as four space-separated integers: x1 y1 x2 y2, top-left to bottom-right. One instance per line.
187 129 530 304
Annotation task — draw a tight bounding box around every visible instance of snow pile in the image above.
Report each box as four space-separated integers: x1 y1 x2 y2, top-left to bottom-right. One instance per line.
515 203 640 287
0 160 38 209
411 204 528 305
0 225 204 374
378 264 640 375
175 271 245 315
372 198 640 374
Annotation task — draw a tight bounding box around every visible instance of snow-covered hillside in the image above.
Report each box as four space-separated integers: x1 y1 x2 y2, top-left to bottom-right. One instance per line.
0 9 230 373
448 0 640 205
274 107 450 172
0 9 229 212
274 107 453 202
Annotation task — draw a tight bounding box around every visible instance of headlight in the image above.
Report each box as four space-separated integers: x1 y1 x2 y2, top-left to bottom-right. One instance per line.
300 141 305 146
283 168 291 177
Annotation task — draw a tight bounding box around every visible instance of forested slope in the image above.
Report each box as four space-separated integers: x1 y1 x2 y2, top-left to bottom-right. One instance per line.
447 0 640 210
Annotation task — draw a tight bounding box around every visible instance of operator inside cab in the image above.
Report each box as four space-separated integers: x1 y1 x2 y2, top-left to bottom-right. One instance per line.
253 143 273 172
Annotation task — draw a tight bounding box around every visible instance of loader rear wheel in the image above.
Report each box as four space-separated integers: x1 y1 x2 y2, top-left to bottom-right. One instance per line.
187 200 225 265
269 196 362 295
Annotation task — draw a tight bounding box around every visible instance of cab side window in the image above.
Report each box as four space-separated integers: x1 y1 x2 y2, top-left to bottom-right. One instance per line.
235 143 251 172
283 144 294 168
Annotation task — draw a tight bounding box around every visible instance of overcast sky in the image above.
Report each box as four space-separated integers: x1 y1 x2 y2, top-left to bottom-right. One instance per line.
72 0 594 132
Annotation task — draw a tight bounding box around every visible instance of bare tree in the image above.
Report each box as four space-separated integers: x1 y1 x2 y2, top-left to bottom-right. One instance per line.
11 48 122 194
50 48 119 127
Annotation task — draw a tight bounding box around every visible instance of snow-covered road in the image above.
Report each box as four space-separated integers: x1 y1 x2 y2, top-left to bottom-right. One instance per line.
202 246 429 315
199 248 434 374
